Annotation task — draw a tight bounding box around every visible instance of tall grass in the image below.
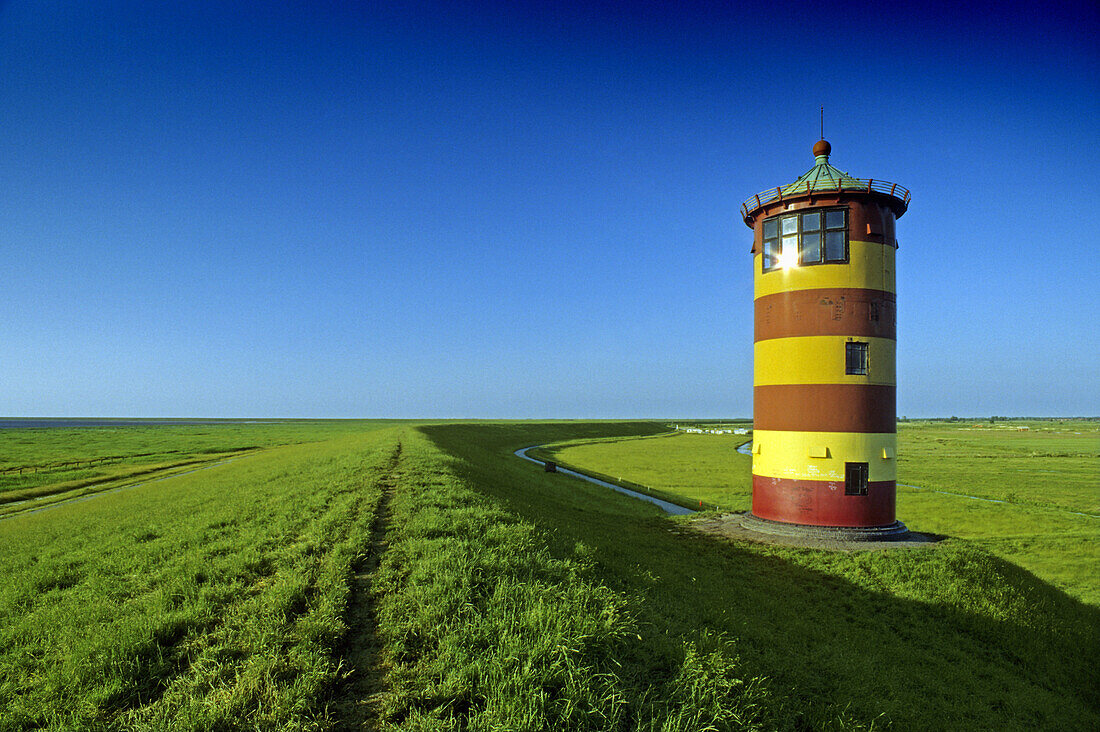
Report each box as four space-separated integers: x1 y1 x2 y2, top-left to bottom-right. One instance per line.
373 428 785 731
422 422 1100 730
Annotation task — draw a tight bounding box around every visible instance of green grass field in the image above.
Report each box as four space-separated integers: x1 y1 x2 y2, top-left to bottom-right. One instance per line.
0 419 1096 730
535 431 753 511
0 425 396 729
425 422 1099 729
0 420 396 513
544 420 1100 606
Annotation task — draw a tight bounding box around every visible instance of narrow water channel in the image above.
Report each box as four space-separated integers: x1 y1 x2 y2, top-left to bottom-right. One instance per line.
514 446 695 516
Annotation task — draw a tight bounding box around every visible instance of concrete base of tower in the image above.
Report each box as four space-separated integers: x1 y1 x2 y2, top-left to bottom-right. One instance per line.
739 512 910 541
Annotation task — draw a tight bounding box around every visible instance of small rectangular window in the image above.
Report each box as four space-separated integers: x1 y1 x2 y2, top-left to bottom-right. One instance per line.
845 462 869 496
763 219 778 238
781 216 798 235
825 210 846 229
845 342 868 375
801 212 821 232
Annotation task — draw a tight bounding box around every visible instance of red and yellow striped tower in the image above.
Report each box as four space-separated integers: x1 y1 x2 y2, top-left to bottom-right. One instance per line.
740 140 910 538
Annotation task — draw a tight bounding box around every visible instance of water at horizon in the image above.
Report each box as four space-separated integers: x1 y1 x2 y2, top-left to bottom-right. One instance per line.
0 419 280 429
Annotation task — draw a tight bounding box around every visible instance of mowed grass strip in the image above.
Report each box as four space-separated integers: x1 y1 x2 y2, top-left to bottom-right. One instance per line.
422 422 1100 730
0 420 397 501
0 426 397 731
0 455 253 517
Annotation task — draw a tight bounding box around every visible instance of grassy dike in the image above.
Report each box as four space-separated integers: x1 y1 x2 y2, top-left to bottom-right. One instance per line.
421 423 1100 730
1 420 1097 730
373 424 782 731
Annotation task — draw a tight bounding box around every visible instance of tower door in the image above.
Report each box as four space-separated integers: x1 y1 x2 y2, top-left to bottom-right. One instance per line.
845 462 869 496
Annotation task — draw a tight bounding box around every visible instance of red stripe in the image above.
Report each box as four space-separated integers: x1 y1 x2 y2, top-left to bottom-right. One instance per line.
751 474 896 527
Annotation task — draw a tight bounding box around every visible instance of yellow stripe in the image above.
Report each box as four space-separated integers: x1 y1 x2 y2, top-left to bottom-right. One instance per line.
751 430 896 482
754 336 895 386
754 240 895 299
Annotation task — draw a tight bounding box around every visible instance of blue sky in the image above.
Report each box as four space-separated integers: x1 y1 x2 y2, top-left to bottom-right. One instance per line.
1 1 1097 418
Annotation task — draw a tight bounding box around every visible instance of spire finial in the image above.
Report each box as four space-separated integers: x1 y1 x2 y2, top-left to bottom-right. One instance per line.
813 106 830 159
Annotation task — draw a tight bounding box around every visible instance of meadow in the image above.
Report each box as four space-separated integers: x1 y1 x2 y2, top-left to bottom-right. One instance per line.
0 420 395 518
532 430 751 511
543 420 1100 605
0 419 1096 730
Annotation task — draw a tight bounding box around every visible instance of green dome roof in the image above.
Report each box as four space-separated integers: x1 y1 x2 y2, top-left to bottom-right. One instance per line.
780 150 864 196
740 140 910 224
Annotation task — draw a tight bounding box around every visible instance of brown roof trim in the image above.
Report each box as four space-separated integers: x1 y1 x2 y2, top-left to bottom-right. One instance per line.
742 188 908 228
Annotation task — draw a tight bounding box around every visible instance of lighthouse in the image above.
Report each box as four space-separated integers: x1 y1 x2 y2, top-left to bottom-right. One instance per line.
740 140 910 538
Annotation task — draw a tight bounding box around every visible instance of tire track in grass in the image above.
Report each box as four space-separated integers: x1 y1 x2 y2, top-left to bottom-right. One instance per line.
330 440 401 730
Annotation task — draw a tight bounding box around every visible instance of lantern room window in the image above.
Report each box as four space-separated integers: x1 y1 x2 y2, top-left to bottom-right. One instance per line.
762 208 847 272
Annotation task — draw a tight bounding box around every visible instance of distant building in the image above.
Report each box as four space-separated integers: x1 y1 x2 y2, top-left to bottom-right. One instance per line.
739 139 909 538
